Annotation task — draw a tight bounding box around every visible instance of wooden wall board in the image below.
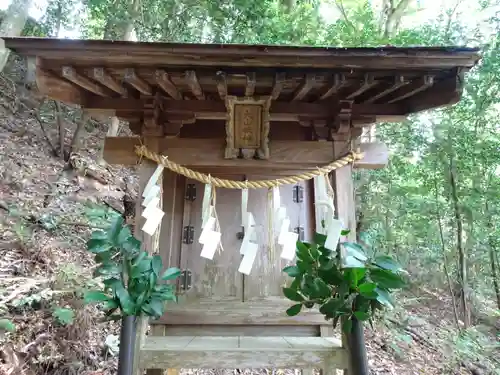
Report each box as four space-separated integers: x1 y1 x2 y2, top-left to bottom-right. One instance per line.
177 180 244 301
242 180 312 299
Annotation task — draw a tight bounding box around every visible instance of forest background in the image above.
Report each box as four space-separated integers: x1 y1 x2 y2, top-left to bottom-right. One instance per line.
0 0 499 374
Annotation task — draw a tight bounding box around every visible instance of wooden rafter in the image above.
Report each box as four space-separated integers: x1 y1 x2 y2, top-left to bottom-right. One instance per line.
62 66 110 97
8 40 475 127
319 73 347 100
388 75 434 103
185 70 205 100
271 72 286 100
346 74 378 100
92 67 126 95
215 71 227 100
363 75 408 104
245 72 256 97
406 73 463 113
155 70 182 100
124 69 152 95
86 97 405 118
36 66 86 105
292 73 316 101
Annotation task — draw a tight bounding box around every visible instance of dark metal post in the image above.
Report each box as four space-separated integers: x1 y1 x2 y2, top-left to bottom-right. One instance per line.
117 315 136 375
347 317 369 375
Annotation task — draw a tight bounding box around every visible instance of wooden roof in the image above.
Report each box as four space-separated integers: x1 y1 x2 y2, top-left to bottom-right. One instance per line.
2 37 480 138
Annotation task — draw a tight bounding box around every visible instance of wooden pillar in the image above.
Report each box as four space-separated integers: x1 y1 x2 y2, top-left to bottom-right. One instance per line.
331 140 356 375
331 140 356 242
131 138 164 375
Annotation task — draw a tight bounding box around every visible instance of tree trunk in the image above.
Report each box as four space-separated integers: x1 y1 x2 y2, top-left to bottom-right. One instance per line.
123 0 141 41
69 110 89 156
53 0 62 38
0 0 32 71
98 116 120 165
449 154 470 327
434 175 461 329
485 200 500 310
381 0 413 38
98 0 139 165
53 101 66 160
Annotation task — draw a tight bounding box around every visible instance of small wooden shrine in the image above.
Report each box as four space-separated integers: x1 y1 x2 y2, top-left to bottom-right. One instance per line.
3 37 480 374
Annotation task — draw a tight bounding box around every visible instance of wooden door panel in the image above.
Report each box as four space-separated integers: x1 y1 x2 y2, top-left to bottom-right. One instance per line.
173 177 314 305
244 179 313 300
179 180 243 302
158 171 185 270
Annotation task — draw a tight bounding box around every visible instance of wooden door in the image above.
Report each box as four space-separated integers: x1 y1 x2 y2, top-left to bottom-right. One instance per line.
171 176 312 303
243 179 313 300
177 179 244 303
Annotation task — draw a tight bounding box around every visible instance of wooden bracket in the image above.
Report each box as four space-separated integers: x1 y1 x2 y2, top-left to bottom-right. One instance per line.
331 100 353 141
224 95 271 160
142 92 164 136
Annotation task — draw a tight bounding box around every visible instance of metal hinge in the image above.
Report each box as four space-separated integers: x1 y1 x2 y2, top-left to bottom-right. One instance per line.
236 226 245 240
293 185 304 203
183 226 194 244
185 184 196 201
180 269 192 291
294 226 305 241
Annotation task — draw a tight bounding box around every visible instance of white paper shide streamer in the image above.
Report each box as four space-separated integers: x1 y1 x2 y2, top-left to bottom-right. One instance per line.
141 165 165 236
274 185 301 262
314 175 335 234
238 190 258 275
199 183 221 260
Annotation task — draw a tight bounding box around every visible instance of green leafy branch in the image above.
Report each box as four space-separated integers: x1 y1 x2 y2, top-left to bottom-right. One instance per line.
83 216 181 319
282 230 407 333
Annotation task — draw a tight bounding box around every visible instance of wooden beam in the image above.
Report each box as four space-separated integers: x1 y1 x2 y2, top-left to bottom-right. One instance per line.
363 75 408 104
215 71 227 100
85 97 406 118
319 73 347 100
271 72 286 100
139 336 347 369
124 68 152 95
387 75 434 103
3 37 480 69
346 74 378 100
103 137 389 172
155 69 182 100
185 70 205 100
292 73 316 101
161 300 327 325
62 66 111 97
92 67 126 95
34 58 87 105
406 72 463 112
245 72 256 97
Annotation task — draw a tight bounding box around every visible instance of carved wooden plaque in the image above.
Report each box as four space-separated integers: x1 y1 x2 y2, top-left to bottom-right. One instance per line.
225 96 271 160
234 104 262 149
